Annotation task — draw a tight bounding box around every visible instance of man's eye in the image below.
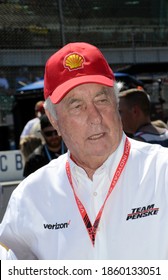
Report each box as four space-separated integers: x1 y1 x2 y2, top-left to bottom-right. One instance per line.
97 98 108 103
74 104 81 109
70 103 82 110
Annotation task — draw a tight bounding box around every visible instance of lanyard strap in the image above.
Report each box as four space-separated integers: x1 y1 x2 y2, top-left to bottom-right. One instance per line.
44 144 52 161
66 137 130 246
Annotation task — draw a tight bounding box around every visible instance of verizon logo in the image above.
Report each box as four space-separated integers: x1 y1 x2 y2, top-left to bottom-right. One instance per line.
44 220 71 230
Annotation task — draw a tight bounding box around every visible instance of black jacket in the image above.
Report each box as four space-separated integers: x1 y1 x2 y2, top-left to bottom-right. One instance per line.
23 144 62 177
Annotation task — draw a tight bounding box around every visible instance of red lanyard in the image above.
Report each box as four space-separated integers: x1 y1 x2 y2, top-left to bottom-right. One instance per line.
66 137 130 246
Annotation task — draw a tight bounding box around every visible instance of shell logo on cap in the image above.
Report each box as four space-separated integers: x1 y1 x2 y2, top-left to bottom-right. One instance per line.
64 53 84 71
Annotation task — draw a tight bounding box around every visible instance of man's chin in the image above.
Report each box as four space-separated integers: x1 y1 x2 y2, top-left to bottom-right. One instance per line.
88 149 110 158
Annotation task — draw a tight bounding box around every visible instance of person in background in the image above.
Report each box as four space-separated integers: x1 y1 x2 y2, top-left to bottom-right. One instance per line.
23 114 65 177
20 135 42 163
119 88 168 147
0 71 10 96
19 100 45 144
0 71 9 91
1 42 168 260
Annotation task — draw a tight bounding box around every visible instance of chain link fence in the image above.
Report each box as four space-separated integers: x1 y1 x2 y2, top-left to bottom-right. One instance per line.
0 0 167 91
0 0 167 50
0 0 168 148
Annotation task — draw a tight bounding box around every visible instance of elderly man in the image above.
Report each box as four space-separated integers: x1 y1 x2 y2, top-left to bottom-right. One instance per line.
0 42 168 260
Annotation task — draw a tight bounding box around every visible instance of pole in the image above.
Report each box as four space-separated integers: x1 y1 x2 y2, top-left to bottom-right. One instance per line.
58 0 66 46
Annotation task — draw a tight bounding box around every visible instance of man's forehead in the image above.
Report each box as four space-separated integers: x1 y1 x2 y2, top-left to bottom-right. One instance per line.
63 84 112 99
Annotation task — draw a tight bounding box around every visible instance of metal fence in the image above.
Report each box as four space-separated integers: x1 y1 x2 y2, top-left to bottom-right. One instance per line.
0 1 167 91
0 0 168 50
0 0 167 148
0 0 168 90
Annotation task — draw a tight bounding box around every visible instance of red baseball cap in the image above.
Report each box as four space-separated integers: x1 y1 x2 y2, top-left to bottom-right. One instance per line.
44 42 115 104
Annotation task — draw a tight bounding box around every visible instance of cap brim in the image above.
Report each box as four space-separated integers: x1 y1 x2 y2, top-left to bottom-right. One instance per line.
49 75 114 104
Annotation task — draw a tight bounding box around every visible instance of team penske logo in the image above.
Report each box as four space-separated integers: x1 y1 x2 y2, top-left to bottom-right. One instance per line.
64 53 84 71
126 204 159 221
43 220 71 230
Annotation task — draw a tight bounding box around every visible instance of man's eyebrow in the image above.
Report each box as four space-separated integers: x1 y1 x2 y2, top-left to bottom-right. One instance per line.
63 87 110 104
95 88 110 97
65 96 82 105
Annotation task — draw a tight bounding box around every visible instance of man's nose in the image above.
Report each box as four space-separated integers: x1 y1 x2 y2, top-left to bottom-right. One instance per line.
87 104 102 125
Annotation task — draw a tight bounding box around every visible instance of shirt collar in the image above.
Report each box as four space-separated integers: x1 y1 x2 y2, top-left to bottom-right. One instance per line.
68 132 126 181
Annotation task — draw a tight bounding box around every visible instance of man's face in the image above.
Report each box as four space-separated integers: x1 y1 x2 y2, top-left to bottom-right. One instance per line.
119 98 136 134
50 83 122 166
42 126 62 149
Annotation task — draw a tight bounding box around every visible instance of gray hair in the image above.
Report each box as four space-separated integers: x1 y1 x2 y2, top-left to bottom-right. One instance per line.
44 81 122 120
44 97 58 119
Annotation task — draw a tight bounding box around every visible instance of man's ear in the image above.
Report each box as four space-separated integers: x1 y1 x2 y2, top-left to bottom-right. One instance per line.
45 109 62 136
132 105 141 116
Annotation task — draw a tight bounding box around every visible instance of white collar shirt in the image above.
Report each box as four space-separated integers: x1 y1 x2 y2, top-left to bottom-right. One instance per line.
1 133 168 260
68 134 125 224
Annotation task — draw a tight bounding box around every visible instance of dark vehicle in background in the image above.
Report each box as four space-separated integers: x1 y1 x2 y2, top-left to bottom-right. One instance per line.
114 72 144 90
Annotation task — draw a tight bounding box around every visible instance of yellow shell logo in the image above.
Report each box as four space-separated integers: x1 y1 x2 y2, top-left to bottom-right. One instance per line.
64 53 84 70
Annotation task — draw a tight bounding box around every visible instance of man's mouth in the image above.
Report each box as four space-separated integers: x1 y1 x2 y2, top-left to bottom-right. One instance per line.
88 133 104 140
